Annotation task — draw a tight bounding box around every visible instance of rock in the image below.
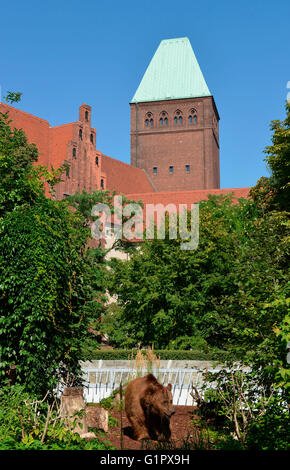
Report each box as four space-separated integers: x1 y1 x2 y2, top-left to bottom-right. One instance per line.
79 432 97 440
86 406 109 433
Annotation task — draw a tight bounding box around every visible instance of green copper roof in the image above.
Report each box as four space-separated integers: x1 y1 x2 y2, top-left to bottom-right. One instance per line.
131 37 211 103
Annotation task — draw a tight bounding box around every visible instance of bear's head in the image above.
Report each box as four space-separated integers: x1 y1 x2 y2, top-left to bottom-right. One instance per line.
143 382 175 420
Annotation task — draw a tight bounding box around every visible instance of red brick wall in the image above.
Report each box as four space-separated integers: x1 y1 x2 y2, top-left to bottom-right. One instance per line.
0 102 101 199
130 96 220 192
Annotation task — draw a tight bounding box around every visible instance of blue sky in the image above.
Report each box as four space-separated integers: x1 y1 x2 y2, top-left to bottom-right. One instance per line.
1 0 289 189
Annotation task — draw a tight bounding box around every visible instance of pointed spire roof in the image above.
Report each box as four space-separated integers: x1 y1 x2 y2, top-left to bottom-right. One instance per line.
131 37 211 103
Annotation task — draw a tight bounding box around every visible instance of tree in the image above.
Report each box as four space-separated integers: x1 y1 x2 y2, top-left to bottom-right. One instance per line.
106 195 255 349
0 197 93 395
250 101 290 212
0 104 103 395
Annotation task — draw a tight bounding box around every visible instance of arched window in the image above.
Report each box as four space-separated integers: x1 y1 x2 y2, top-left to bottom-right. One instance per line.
79 128 83 140
85 110 89 121
100 178 104 189
174 110 183 125
145 112 154 128
95 156 99 166
72 148 76 158
188 109 198 124
90 133 94 144
160 111 168 127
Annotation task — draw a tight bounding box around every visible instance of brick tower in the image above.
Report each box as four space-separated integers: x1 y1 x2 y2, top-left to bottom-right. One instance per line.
130 37 220 192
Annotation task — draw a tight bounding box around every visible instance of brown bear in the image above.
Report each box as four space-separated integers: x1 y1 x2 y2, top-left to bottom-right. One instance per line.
125 373 175 441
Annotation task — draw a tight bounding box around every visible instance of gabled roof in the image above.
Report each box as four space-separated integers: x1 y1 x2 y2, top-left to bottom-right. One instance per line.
131 37 211 103
101 154 155 195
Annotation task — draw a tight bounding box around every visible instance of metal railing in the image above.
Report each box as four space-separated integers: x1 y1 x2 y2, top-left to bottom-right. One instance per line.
81 367 217 406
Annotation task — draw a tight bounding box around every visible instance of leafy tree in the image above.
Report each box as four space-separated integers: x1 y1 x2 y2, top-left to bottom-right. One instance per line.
106 195 255 349
250 101 290 212
0 197 92 395
0 103 107 395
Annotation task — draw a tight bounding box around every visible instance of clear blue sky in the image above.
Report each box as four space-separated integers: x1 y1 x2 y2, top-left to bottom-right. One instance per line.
1 0 289 189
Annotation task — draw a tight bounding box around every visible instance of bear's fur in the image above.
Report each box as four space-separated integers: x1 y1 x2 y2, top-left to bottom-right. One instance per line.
125 373 175 441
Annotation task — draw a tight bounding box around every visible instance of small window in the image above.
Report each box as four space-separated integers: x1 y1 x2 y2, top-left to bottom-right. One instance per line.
185 164 190 173
164 117 168 125
145 112 153 128
90 133 94 144
100 178 104 189
85 110 89 121
174 116 178 125
95 156 99 166
66 166 70 178
153 167 157 175
72 148 76 158
179 116 183 124
79 129 83 140
188 109 198 124
169 166 174 174
159 118 163 126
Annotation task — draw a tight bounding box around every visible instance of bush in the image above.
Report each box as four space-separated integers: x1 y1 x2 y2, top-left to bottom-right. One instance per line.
0 383 115 450
86 349 230 361
245 398 290 450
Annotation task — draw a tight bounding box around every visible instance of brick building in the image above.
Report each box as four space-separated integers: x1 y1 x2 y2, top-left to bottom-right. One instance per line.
130 37 220 192
0 37 249 208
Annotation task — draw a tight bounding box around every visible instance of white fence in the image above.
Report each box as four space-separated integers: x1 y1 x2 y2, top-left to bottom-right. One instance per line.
81 367 217 406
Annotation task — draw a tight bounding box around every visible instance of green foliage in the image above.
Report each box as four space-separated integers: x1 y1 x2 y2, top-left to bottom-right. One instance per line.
0 383 114 450
245 397 290 450
4 91 22 104
0 107 109 396
250 101 290 212
85 349 230 361
0 197 93 395
201 365 289 448
105 195 259 349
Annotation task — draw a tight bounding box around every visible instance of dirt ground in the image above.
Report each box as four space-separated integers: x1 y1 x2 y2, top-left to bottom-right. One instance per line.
100 405 198 450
